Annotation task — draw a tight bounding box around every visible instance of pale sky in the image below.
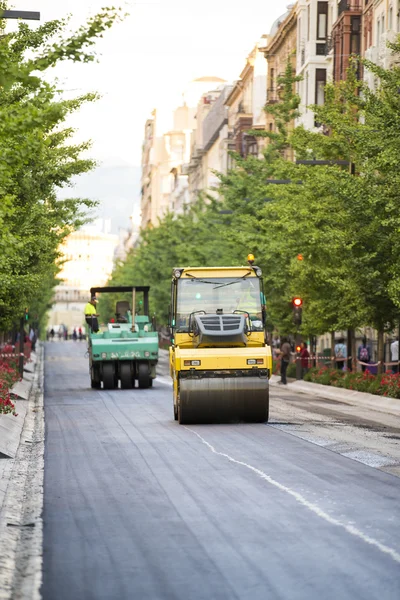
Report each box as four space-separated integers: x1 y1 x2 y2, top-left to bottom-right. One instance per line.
6 0 290 228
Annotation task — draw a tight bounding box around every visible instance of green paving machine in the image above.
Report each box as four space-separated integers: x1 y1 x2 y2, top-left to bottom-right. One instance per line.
88 286 159 390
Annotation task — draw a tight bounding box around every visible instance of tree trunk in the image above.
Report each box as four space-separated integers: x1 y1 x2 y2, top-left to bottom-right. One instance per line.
331 331 335 368
347 329 354 371
377 328 384 374
351 330 357 372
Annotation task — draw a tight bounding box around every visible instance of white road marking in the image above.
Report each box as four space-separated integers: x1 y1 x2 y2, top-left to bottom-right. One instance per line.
185 427 400 565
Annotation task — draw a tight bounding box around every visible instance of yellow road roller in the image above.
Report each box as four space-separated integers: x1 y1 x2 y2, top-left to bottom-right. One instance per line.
169 258 272 424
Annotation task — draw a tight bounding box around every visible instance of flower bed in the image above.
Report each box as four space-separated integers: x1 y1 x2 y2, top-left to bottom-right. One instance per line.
304 366 400 399
0 350 20 415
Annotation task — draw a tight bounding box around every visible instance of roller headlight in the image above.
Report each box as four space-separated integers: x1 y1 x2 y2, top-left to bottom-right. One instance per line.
255 268 262 277
173 268 183 278
101 352 107 359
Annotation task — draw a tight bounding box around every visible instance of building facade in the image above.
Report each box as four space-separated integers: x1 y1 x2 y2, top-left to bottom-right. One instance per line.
188 85 232 201
225 38 269 159
364 0 400 89
140 77 226 228
264 5 298 157
296 0 337 130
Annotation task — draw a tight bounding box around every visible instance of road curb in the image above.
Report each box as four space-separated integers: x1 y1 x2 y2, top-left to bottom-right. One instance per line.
0 344 44 600
270 374 400 416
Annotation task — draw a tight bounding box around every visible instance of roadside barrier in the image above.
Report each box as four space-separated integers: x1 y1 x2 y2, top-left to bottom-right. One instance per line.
274 353 400 372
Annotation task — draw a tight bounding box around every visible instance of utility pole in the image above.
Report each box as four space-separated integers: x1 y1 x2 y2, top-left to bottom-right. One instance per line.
18 317 25 377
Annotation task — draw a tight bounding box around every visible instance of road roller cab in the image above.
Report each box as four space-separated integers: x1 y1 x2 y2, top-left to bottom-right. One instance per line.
169 262 272 424
88 286 159 390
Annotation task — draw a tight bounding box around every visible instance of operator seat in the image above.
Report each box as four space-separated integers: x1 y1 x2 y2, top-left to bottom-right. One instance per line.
115 300 130 323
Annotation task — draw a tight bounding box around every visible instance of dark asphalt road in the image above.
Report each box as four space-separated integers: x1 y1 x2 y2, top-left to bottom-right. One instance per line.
42 342 400 600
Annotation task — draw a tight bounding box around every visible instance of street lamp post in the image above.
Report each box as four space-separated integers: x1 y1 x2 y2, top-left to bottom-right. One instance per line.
0 10 40 20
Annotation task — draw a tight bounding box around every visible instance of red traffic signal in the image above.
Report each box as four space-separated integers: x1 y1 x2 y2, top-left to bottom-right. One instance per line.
293 297 302 307
296 345 301 353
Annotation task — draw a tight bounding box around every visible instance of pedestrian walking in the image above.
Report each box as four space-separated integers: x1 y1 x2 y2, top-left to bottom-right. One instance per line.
357 337 371 372
300 341 310 379
72 328 77 341
334 337 347 370
391 337 399 374
29 327 37 352
78 327 83 341
50 328 55 341
277 337 291 385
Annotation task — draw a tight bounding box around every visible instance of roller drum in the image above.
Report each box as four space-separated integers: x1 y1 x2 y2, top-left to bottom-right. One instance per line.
179 376 269 424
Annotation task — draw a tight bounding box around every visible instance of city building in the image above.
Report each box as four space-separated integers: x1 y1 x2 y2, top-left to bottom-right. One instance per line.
225 37 269 159
188 85 232 201
264 5 298 159
332 0 363 82
48 220 119 330
296 0 337 130
364 0 400 89
140 77 226 228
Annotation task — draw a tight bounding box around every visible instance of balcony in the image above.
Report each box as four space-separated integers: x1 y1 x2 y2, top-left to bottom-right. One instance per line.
266 88 278 104
316 37 333 56
233 115 253 138
338 0 362 16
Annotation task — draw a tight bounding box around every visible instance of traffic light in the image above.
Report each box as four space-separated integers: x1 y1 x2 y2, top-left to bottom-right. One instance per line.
296 344 301 353
25 307 29 321
292 297 302 326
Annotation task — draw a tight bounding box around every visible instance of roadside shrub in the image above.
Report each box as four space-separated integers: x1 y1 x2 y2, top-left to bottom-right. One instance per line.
0 359 19 416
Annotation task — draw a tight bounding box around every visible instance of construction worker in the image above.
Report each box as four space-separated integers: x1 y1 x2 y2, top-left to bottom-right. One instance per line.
84 296 99 333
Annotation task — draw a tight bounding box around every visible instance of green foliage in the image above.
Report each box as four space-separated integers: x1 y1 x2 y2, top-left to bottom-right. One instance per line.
0 3 122 331
110 45 400 339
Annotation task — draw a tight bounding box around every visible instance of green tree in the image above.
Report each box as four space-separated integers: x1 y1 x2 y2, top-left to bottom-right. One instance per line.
0 4 122 331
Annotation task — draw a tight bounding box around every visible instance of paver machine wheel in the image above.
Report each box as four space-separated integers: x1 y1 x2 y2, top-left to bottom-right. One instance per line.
91 365 101 389
103 362 116 390
138 362 150 389
120 361 134 389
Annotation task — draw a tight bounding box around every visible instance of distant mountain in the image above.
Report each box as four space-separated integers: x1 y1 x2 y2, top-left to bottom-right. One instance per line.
58 162 142 233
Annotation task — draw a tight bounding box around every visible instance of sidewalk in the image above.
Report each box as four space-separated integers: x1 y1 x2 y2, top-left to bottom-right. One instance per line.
0 344 44 600
270 374 400 417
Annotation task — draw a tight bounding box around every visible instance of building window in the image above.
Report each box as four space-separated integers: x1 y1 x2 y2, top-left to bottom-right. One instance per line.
351 16 361 55
389 6 393 30
298 17 302 53
307 4 310 41
377 18 380 44
382 15 385 32
269 68 275 91
315 68 327 105
305 71 309 107
317 2 328 39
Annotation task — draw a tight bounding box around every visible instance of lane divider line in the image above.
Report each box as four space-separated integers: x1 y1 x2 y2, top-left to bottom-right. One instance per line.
184 427 400 565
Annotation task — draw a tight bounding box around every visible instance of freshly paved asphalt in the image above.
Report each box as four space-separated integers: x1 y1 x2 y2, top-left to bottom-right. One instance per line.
42 342 400 600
